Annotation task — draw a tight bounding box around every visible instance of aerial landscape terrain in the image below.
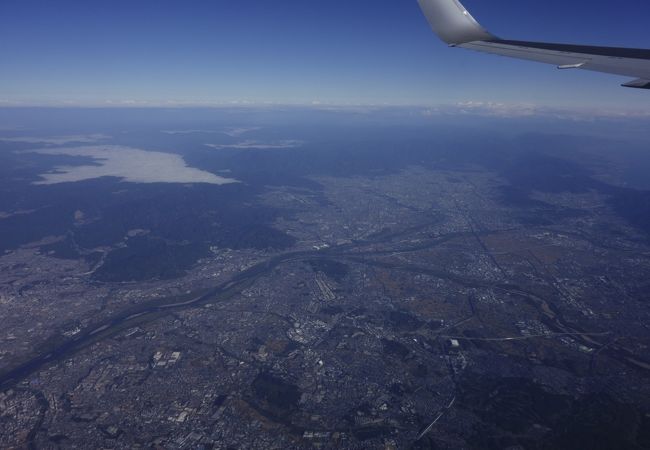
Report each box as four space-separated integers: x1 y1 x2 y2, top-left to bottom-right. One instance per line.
0 107 649 449
3 0 650 448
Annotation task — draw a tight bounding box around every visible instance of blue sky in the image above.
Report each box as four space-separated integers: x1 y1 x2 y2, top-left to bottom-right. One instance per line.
1 0 649 111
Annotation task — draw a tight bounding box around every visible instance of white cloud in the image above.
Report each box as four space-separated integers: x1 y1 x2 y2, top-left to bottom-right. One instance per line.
24 145 238 185
205 140 303 150
0 209 36 219
0 99 26 106
161 129 220 135
419 102 650 120
220 127 261 137
452 101 538 118
104 99 150 106
161 127 260 137
0 134 109 145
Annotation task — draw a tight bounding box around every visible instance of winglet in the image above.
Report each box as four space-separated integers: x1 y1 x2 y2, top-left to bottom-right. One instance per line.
417 0 496 45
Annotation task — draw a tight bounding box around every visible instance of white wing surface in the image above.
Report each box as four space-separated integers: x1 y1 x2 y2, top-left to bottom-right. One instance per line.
417 0 650 89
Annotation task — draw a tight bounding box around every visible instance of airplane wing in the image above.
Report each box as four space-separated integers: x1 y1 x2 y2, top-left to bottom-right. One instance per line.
417 0 650 89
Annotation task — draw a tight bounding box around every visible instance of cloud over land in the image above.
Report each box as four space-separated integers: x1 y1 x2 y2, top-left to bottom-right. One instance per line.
25 146 238 185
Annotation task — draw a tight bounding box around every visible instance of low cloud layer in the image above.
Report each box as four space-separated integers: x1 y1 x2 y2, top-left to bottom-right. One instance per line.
161 129 220 135
220 127 261 137
205 140 302 150
417 102 650 120
1 134 109 145
25 145 238 185
161 127 260 137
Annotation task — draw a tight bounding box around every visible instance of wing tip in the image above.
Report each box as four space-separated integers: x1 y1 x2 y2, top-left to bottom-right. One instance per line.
417 0 496 45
